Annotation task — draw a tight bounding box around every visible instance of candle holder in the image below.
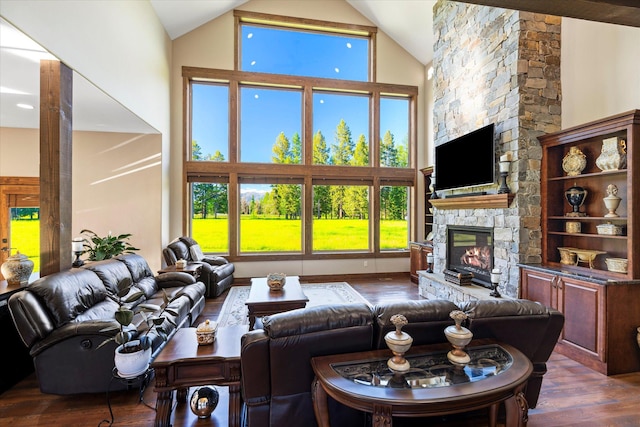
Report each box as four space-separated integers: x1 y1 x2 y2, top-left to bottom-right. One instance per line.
490 268 501 298
498 160 510 194
72 239 85 267
426 253 434 273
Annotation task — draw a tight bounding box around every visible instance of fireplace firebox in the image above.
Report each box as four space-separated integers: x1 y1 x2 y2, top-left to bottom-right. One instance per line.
446 226 494 288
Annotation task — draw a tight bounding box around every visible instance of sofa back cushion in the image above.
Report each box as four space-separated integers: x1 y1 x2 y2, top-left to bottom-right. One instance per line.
28 269 108 326
373 299 460 349
82 258 134 294
116 254 157 298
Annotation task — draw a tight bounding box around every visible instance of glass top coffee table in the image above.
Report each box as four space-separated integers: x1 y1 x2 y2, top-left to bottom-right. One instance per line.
311 342 532 427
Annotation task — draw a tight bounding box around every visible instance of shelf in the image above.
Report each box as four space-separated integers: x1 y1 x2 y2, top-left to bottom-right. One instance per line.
548 231 627 239
549 169 626 181
549 216 627 221
430 193 514 210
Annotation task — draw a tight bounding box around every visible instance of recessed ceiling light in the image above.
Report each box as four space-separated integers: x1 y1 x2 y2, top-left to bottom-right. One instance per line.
335 68 340 73
17 103 34 109
346 43 352 48
251 60 256 66
247 33 253 39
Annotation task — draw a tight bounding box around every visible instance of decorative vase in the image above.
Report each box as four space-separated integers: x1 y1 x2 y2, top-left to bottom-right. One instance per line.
190 385 219 418
603 184 622 218
384 314 413 372
562 146 587 176
114 340 152 378
565 184 588 217
444 310 473 366
595 137 627 171
1 251 34 286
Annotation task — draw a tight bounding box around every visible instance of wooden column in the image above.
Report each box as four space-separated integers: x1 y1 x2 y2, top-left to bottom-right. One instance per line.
39 59 73 275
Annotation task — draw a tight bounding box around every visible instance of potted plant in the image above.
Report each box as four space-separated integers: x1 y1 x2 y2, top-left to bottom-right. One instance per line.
98 278 177 378
80 229 139 261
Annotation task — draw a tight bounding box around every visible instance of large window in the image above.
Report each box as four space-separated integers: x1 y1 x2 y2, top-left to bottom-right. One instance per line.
184 11 417 259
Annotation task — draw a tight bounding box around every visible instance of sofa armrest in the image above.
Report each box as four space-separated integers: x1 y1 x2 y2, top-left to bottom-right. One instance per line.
202 256 229 266
241 330 271 405
156 272 196 287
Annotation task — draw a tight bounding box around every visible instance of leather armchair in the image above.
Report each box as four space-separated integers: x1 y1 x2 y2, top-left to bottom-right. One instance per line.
162 236 234 298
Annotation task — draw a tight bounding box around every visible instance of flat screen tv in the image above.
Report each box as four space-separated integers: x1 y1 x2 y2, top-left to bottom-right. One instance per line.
435 123 495 191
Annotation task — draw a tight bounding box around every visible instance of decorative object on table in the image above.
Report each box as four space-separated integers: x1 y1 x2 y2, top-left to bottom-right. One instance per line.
489 268 502 298
384 314 413 372
605 257 628 274
0 250 34 286
558 247 577 265
444 310 473 366
595 136 627 171
72 238 84 267
571 248 607 269
190 385 219 418
562 146 587 176
565 221 581 234
498 151 511 194
565 184 588 217
596 222 623 236
426 253 434 273
603 184 622 218
266 272 286 291
79 229 139 261
175 259 187 269
443 268 474 286
97 277 178 378
196 319 217 345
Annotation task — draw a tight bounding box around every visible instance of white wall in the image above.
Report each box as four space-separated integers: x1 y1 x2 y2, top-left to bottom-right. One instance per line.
0 0 171 270
171 0 426 278
561 18 640 128
0 127 38 176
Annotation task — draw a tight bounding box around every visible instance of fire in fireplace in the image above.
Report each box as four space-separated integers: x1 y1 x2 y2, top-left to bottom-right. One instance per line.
446 226 494 288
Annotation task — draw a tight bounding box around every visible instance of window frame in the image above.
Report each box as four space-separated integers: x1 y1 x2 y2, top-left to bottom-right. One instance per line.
183 13 418 262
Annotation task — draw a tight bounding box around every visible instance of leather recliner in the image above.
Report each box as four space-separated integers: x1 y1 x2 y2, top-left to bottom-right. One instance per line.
162 236 234 298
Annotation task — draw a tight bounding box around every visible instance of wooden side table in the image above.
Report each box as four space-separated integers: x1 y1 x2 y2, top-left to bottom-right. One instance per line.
151 325 247 427
157 263 202 280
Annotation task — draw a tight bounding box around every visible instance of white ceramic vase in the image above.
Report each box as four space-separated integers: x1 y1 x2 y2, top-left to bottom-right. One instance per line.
1 251 34 286
596 137 627 171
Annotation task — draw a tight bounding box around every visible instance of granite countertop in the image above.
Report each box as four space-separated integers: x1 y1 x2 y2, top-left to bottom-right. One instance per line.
517 263 640 286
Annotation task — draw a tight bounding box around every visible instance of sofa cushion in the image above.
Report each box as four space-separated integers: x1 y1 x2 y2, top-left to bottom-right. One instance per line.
189 244 205 261
82 258 133 294
28 269 108 326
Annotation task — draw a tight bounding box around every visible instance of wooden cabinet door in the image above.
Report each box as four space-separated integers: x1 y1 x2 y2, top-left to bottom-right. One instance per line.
557 277 604 358
520 269 555 308
409 243 422 283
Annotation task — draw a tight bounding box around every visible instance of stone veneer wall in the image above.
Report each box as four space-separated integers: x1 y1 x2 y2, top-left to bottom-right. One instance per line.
431 1 562 298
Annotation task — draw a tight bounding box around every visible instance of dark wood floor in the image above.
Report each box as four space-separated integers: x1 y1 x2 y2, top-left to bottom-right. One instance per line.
1 275 640 426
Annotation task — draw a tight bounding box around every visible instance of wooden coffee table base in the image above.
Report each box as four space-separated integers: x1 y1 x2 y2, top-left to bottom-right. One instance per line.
245 276 309 330
151 325 247 427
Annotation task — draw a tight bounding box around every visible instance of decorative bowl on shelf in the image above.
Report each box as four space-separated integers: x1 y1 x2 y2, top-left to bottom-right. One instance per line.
558 247 577 265
571 249 607 269
605 258 628 274
266 273 286 291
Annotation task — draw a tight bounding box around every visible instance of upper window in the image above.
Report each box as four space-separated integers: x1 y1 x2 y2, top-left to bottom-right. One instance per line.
240 23 370 81
192 83 229 161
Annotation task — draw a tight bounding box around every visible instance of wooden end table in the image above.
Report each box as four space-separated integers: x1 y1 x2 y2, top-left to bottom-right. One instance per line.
157 263 202 280
151 325 247 427
311 342 533 427
245 276 309 330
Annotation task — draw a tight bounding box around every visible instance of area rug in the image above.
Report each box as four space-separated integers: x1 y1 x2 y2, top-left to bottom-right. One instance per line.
217 282 370 327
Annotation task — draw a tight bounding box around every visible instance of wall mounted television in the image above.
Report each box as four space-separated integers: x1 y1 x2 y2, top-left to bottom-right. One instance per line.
435 123 495 192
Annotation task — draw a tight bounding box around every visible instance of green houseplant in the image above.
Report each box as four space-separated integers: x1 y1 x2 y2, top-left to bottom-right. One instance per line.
80 229 139 261
98 278 178 377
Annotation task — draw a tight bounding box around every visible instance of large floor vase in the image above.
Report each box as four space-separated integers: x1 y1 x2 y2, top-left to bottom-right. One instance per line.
114 340 152 378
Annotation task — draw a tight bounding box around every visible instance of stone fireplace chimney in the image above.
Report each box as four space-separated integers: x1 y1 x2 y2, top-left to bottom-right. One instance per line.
428 1 562 299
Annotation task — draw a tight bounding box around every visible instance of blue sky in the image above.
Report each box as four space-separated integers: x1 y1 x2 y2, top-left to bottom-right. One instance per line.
191 24 408 194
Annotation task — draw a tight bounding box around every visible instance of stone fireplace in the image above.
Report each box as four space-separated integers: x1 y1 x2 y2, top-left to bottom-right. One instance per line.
419 2 562 301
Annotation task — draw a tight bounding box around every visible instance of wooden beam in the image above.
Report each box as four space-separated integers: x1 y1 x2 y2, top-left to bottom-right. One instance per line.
457 0 640 28
39 60 73 275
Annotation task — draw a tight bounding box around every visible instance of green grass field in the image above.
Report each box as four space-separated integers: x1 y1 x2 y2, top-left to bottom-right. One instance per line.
8 220 40 272
193 216 408 252
10 217 408 268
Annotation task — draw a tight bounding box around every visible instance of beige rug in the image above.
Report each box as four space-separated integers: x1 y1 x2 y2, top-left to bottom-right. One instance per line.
217 282 370 327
